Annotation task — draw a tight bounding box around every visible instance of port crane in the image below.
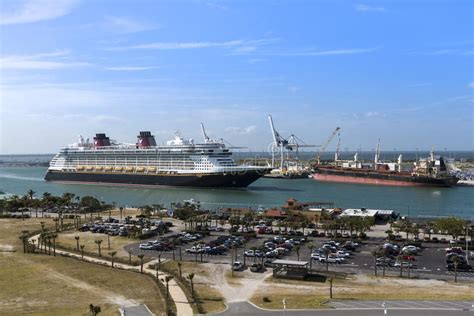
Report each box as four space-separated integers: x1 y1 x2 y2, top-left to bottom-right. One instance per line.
268 115 318 169
316 127 341 165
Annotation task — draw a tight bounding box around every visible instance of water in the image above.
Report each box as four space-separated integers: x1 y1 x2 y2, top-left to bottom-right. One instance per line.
0 167 472 219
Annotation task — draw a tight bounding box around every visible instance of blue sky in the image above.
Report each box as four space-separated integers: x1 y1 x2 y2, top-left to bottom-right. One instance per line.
0 0 473 154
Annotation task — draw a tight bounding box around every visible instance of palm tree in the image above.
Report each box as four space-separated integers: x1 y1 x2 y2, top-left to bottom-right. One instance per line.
371 249 379 276
323 248 331 271
382 248 388 277
19 230 29 253
75 236 80 251
188 273 195 300
251 246 258 263
397 254 403 277
109 251 117 268
177 262 183 280
452 255 460 283
26 189 36 217
80 245 85 260
295 245 301 261
328 277 334 299
308 245 314 270
89 304 101 316
95 239 103 257
138 254 145 273
51 233 58 256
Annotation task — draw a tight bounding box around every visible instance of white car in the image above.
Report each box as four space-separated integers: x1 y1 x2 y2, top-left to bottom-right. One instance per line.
311 253 321 260
139 243 154 250
232 261 244 271
335 250 351 258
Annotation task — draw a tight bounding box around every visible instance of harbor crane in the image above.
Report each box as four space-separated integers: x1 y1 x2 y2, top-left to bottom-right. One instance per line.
316 127 341 165
268 115 318 168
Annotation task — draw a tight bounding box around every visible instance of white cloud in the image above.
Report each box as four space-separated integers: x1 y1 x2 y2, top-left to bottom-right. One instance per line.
0 0 79 25
225 125 257 135
274 47 379 56
109 38 278 54
0 51 90 70
469 82 474 89
102 16 155 34
354 4 386 12
364 111 386 118
105 66 157 71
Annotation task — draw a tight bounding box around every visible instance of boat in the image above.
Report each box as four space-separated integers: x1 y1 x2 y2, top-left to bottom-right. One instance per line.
312 142 458 187
45 129 271 188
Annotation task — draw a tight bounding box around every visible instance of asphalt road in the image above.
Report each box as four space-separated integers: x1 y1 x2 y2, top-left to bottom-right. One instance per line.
210 301 474 316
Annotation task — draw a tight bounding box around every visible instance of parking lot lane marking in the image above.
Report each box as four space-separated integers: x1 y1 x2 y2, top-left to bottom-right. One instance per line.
345 301 377 309
404 301 439 309
441 301 472 309
331 301 356 309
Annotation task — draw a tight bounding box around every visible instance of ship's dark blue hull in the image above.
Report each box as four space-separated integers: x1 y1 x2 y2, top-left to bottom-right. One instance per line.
44 169 270 188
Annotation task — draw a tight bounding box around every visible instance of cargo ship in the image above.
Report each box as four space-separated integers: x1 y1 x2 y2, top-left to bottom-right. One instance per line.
45 128 271 188
312 142 458 187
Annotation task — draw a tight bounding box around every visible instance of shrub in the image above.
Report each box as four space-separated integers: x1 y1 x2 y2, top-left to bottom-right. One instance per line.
263 296 271 303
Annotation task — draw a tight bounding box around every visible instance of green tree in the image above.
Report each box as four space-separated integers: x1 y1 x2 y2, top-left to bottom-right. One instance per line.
19 230 29 253
451 255 460 283
89 304 101 316
435 217 466 240
94 239 103 257
188 273 195 300
109 251 117 268
75 236 80 251
80 244 85 260
138 254 145 273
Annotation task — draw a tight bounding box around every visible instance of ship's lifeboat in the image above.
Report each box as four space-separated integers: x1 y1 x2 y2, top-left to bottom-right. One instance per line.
76 166 84 171
136 167 145 172
95 166 103 171
104 166 113 171
125 167 134 172
85 166 93 171
114 166 123 171
147 167 157 172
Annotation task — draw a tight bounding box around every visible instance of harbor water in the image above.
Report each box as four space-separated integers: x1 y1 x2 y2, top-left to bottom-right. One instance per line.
0 167 472 219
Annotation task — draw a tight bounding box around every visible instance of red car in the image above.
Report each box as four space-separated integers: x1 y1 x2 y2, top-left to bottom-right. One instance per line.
402 254 416 261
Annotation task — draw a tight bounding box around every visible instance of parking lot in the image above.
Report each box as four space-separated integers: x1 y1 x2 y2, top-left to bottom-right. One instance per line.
119 225 473 280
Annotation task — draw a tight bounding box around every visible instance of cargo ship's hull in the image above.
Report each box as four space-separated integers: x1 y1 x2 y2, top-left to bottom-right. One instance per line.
312 168 458 187
45 169 269 188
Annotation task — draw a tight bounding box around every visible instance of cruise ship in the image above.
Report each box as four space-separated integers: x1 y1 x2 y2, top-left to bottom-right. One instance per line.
45 129 271 188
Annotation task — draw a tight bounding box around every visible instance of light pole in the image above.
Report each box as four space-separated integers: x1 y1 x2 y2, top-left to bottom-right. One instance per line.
282 297 286 316
466 224 470 265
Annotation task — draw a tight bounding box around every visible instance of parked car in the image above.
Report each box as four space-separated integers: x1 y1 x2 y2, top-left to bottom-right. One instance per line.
232 261 244 271
139 243 154 250
319 256 345 264
250 263 264 272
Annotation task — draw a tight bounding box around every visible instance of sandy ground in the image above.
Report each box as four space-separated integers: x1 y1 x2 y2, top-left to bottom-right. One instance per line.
45 269 139 307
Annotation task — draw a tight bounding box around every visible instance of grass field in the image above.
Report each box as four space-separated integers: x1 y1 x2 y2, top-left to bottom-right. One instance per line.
0 218 165 316
55 231 133 261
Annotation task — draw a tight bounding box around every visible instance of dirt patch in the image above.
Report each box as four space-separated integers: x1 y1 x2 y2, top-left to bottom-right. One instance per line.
0 244 15 252
46 269 139 307
207 264 272 303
